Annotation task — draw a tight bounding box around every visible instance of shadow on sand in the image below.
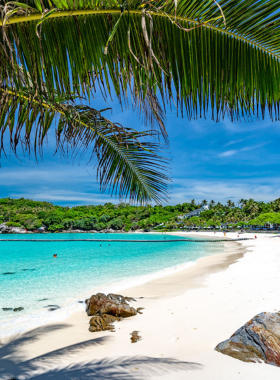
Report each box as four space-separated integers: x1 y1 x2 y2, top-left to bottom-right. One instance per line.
0 324 202 379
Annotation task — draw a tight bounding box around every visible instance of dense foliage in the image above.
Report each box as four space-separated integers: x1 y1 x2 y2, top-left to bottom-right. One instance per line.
1 197 280 232
0 197 195 232
185 199 280 229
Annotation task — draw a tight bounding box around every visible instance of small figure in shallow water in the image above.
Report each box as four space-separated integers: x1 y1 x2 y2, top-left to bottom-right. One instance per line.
53 254 57 258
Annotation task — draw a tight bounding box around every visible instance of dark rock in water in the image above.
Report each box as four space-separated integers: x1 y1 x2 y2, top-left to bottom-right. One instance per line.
48 308 59 312
86 293 137 318
44 305 60 309
130 331 141 343
22 269 36 271
215 312 280 366
2 308 13 311
13 307 24 312
86 293 139 333
3 272 15 275
38 298 48 302
78 301 84 304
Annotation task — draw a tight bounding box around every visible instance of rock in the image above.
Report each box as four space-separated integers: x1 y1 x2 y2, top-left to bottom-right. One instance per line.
44 305 60 311
124 296 136 303
115 304 137 318
86 293 139 333
0 223 26 234
13 307 24 312
3 272 15 275
22 269 36 271
38 298 48 302
86 293 137 318
89 315 114 332
107 293 128 304
130 331 141 343
215 312 280 366
2 308 13 311
137 307 144 314
102 313 121 325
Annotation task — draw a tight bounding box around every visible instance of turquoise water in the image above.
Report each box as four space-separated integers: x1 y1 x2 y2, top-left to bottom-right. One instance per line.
0 233 224 336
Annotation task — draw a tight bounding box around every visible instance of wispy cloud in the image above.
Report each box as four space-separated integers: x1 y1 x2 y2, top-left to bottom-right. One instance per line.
224 139 244 147
219 150 237 157
218 142 270 158
170 178 280 204
12 190 115 204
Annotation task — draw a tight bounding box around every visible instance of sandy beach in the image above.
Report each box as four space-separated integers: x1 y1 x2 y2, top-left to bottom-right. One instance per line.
1 231 280 379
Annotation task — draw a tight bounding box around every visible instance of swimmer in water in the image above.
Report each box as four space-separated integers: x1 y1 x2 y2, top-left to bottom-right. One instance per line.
53 254 57 258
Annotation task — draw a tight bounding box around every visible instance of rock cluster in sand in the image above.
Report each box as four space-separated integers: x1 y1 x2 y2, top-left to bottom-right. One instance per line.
85 293 138 332
215 311 280 367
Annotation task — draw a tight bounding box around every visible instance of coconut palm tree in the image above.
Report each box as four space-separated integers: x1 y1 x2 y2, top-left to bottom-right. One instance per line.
1 0 280 203
209 200 215 209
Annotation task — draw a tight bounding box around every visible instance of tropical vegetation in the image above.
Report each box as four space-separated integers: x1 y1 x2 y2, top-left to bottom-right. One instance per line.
1 0 280 204
1 197 280 232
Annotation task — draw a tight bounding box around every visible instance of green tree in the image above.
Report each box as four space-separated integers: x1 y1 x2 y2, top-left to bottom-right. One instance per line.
209 200 216 209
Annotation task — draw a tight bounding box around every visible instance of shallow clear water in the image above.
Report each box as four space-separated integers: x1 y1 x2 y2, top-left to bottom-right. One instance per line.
0 233 224 336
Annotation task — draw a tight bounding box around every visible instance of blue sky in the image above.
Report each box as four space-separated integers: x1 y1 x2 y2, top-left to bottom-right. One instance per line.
1 90 280 206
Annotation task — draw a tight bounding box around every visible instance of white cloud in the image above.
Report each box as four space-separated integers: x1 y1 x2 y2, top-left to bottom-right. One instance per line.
11 190 115 204
169 178 280 204
218 142 270 158
224 139 244 147
219 150 237 157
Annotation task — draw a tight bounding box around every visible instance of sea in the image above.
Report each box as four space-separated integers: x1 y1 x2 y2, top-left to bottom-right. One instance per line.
0 233 225 337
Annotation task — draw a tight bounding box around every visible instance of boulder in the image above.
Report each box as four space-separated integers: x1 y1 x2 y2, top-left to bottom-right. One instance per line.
86 293 138 333
0 223 26 234
86 293 137 318
89 314 121 332
215 312 280 366
102 314 121 325
89 316 111 332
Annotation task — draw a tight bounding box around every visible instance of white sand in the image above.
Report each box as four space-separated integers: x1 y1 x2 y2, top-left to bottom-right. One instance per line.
1 232 280 379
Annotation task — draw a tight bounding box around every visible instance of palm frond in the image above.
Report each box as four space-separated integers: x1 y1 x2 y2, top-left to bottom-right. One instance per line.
1 0 280 121
0 81 170 204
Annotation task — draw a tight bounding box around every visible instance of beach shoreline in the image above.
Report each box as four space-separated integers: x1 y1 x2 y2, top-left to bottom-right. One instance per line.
0 233 228 338
1 232 280 379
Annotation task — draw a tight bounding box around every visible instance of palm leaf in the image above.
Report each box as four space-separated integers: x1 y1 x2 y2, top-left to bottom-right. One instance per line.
0 79 170 204
1 0 280 121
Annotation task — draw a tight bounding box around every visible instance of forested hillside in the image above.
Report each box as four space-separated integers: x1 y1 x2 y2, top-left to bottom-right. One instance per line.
0 198 196 232
1 198 280 232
